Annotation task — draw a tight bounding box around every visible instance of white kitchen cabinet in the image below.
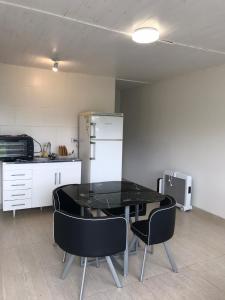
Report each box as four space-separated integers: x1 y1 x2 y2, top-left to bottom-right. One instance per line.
32 163 57 208
1 164 33 215
4 169 32 181
57 163 81 185
32 161 81 208
1 161 81 215
4 179 32 190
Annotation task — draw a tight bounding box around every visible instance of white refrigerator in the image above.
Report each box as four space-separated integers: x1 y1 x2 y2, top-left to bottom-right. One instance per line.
79 112 123 183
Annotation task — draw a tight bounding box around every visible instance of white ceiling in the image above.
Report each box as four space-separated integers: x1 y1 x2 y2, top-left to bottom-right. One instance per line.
1 0 225 82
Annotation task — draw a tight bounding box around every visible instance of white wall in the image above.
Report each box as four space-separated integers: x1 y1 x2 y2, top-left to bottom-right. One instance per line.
121 64 225 219
0 63 115 155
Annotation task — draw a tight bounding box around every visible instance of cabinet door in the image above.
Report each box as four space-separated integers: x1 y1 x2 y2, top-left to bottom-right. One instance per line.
32 164 58 208
57 162 81 186
32 162 81 208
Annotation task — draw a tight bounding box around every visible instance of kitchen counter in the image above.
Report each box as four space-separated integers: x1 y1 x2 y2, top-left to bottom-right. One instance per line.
1 158 81 215
2 157 82 164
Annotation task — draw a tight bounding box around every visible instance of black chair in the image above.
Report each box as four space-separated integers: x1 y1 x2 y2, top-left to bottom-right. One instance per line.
54 211 126 300
131 196 178 282
53 186 92 217
102 203 147 219
53 186 92 263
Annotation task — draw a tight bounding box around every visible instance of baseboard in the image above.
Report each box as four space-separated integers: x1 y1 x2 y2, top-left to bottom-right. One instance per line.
192 205 225 222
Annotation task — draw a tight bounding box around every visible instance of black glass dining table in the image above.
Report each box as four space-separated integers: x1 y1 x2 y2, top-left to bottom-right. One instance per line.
61 180 165 277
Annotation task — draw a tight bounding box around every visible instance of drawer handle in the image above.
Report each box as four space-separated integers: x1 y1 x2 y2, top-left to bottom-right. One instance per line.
11 184 26 186
12 204 25 207
11 193 26 196
11 174 26 176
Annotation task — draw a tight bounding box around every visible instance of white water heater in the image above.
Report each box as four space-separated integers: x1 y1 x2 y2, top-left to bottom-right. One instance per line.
158 170 192 211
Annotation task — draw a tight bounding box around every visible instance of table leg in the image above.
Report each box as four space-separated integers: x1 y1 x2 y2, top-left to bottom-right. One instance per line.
81 207 84 216
135 204 140 250
124 205 130 277
135 204 139 222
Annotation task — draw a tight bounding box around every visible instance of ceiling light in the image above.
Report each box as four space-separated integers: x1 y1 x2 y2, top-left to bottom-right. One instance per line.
52 61 59 72
132 27 159 44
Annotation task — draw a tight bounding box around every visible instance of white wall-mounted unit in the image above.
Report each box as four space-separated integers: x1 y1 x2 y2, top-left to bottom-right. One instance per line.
158 170 192 211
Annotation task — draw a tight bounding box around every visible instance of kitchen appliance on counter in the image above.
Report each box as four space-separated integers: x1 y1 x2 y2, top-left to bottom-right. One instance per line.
79 112 123 183
0 135 34 162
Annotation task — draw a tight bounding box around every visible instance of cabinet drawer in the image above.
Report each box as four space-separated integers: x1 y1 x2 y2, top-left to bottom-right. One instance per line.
3 180 32 190
3 189 32 201
4 169 32 181
3 199 31 211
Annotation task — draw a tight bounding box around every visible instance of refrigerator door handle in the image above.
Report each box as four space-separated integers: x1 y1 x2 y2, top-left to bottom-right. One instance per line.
90 141 96 160
90 122 96 138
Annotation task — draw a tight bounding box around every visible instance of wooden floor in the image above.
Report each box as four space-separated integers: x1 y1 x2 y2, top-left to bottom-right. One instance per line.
0 206 225 300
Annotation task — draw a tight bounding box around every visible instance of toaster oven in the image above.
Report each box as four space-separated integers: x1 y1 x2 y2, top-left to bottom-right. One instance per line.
0 135 34 162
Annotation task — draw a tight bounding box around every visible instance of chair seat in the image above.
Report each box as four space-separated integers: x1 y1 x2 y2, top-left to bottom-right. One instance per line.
131 220 149 244
102 204 146 218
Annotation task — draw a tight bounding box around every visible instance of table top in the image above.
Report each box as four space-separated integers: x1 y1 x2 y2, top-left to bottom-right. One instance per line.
61 181 165 209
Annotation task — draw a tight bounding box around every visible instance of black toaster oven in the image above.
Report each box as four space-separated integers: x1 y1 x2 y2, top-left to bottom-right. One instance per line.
0 135 34 162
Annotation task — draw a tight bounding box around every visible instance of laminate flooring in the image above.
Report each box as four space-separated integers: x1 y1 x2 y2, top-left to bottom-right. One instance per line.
0 206 225 300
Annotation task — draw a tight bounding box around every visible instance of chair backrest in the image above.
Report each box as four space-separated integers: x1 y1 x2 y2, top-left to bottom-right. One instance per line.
148 196 176 245
53 186 81 215
54 210 127 257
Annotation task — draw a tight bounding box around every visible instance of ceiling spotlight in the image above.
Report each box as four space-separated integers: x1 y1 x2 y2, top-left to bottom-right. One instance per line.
52 61 59 72
132 27 160 44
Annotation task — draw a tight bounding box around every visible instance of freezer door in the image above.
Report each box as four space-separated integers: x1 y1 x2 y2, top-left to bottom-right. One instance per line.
90 141 122 182
91 115 123 140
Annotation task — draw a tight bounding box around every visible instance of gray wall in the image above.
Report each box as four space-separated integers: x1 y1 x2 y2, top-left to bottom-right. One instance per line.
121 64 225 219
115 88 121 113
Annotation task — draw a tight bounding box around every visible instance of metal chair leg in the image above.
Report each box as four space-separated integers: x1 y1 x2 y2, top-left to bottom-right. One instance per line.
79 257 87 300
129 235 138 251
106 256 122 288
96 258 100 268
163 242 178 273
135 238 141 251
62 251 67 263
140 245 148 282
61 254 75 279
149 245 154 254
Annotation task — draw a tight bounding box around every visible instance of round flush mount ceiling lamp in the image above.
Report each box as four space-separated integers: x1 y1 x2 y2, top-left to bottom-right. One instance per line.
132 27 160 44
52 61 59 72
